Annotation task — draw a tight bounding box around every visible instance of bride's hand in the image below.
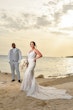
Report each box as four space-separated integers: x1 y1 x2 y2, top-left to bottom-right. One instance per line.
34 58 36 62
26 62 29 68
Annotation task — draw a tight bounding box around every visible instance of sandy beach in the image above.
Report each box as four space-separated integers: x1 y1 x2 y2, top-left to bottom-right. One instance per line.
0 71 73 110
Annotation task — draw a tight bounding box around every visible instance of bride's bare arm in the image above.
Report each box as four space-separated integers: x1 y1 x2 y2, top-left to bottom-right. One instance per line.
34 49 42 61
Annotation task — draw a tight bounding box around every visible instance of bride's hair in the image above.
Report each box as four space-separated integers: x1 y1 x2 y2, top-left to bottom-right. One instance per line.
30 41 36 46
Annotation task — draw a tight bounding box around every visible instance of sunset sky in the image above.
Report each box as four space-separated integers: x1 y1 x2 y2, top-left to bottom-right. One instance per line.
0 0 73 57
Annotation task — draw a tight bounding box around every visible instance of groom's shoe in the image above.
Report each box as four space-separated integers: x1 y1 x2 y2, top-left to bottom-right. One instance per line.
18 80 21 83
11 79 15 82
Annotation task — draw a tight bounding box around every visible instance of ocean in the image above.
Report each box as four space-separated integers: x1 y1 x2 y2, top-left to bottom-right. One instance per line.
0 55 73 78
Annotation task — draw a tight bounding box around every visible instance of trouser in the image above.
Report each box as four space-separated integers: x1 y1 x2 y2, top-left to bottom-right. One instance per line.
10 61 20 80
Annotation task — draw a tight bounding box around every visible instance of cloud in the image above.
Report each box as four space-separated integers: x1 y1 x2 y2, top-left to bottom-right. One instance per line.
0 0 73 35
0 11 32 31
44 0 73 24
0 10 31 31
43 0 73 35
50 30 70 36
0 10 52 32
34 15 51 29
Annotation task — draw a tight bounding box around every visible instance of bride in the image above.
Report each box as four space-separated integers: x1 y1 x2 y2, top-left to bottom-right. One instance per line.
21 41 72 100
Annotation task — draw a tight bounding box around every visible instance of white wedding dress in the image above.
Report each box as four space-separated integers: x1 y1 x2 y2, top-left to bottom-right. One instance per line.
21 51 73 100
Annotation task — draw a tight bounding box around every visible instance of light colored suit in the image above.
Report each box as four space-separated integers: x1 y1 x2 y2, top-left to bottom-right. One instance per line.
8 48 22 80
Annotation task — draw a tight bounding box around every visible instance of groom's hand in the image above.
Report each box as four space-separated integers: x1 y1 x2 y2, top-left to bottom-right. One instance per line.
8 60 10 63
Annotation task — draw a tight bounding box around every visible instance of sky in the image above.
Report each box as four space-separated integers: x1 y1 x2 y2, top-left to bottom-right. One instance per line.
0 0 73 56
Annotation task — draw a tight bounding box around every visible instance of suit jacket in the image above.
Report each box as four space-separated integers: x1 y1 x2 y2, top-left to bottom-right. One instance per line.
8 48 22 62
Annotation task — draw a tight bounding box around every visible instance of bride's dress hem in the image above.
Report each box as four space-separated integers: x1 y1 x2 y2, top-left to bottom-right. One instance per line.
21 51 73 100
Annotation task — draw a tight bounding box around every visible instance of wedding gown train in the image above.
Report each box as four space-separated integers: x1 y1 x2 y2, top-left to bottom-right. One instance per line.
21 51 73 100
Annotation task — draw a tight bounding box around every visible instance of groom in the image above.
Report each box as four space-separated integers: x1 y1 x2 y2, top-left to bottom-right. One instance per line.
8 43 22 83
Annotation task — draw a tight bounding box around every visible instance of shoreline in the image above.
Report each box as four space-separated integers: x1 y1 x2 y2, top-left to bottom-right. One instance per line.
0 71 73 85
1 69 73 79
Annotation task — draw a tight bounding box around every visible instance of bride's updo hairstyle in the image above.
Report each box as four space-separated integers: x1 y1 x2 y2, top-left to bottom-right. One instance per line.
30 41 36 47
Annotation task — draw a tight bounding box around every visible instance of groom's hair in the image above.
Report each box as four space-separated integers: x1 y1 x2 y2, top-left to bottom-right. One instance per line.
12 43 16 48
12 43 16 46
